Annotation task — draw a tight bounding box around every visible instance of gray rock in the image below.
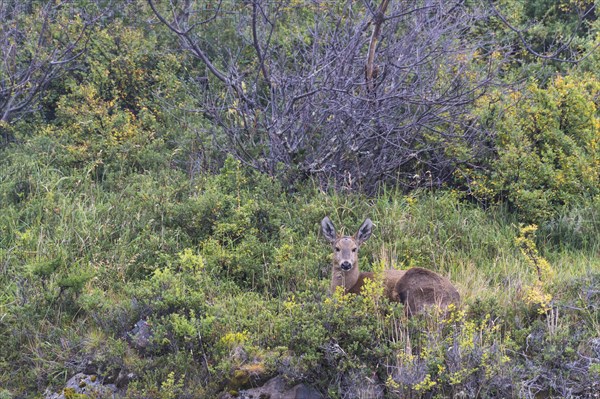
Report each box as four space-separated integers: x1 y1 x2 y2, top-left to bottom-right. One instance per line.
341 371 384 399
238 376 323 399
127 319 153 353
45 373 118 399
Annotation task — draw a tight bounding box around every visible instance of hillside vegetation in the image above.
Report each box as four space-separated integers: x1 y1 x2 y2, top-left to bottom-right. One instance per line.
1 1 600 398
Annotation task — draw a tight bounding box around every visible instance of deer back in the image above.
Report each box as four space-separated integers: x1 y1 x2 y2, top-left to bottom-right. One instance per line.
393 267 460 316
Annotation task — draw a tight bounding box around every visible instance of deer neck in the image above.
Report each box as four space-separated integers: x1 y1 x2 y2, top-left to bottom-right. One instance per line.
331 263 360 293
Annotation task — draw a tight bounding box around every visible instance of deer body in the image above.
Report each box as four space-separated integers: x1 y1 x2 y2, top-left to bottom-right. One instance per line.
322 216 459 315
330 264 406 298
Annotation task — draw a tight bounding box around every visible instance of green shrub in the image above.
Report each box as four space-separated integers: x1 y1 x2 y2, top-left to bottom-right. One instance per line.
465 74 600 223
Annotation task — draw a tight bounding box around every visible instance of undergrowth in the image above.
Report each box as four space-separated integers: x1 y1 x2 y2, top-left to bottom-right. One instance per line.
1 137 600 398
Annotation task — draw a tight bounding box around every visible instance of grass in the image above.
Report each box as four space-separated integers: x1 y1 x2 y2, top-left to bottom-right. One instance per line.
1 138 600 398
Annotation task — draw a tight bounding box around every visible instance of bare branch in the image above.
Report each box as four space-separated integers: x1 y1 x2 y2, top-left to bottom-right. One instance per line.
488 0 599 64
365 0 390 93
0 0 109 131
251 1 272 89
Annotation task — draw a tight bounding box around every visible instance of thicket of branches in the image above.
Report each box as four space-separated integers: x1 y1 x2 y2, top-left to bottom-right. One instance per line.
147 0 597 192
0 1 100 141
147 0 501 191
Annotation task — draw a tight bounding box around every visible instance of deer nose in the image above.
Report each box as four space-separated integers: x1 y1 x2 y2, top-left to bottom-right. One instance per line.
341 261 352 271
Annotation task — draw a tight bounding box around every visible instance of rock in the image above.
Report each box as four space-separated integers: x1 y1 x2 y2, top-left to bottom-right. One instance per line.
286 383 324 399
127 319 153 353
44 373 118 399
238 376 323 399
114 369 136 388
82 360 98 375
225 360 270 393
341 370 384 399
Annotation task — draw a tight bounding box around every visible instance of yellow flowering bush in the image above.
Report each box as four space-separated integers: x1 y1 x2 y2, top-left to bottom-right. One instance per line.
464 74 600 222
517 225 555 314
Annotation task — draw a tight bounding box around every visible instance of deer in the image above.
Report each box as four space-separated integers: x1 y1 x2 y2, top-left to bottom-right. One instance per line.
321 216 460 316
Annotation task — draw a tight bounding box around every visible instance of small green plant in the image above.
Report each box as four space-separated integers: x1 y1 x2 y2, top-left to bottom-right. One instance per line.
589 363 600 378
386 303 512 398
159 372 185 399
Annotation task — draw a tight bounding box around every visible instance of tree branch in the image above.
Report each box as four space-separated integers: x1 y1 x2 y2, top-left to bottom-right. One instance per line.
366 0 390 92
488 0 599 64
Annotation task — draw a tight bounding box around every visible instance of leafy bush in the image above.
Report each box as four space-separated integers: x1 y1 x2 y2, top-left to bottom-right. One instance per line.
465 74 600 223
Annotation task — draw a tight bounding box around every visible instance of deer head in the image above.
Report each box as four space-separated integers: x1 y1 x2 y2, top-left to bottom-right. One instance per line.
322 216 373 292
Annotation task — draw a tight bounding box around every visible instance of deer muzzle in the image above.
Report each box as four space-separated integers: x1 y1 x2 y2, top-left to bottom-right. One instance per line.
341 261 352 271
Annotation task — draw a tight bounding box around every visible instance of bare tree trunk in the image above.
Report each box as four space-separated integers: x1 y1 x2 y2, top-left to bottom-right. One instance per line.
366 0 390 93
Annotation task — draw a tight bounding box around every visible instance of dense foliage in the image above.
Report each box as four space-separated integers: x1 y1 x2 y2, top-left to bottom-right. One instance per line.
1 1 600 398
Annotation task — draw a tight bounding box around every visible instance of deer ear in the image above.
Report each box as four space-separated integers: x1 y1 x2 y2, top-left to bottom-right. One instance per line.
321 216 337 244
355 218 373 245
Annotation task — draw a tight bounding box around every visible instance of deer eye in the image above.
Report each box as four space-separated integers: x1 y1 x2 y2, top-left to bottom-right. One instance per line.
335 247 341 252
352 248 357 252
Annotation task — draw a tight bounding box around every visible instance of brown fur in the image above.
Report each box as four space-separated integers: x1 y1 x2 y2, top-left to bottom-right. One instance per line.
322 216 460 316
394 267 460 316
